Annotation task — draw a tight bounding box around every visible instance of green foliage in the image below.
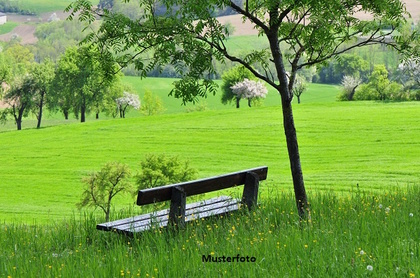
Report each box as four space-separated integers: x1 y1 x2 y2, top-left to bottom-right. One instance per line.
316 54 370 84
52 45 119 121
140 90 165 115
78 161 133 222
0 0 35 15
34 20 90 62
354 65 404 101
2 43 34 79
136 153 197 190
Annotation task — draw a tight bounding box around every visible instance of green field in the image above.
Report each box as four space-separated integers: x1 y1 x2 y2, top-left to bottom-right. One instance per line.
0 22 18 35
17 0 99 14
0 77 418 223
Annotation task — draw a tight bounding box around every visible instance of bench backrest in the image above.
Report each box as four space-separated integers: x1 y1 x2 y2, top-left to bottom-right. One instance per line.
137 166 268 205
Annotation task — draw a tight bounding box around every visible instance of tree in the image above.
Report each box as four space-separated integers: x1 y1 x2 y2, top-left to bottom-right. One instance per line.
1 75 35 130
78 162 133 222
68 0 416 218
221 66 256 108
231 78 268 107
397 58 420 89
30 60 55 128
140 90 165 116
136 154 197 190
339 75 362 101
116 91 141 118
52 46 117 122
354 65 403 101
291 75 306 104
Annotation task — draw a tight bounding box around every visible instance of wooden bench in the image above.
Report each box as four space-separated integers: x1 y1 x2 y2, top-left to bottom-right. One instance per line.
96 166 268 236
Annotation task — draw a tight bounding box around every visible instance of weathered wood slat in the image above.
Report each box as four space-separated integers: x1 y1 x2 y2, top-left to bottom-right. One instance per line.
97 196 234 230
97 196 240 235
118 197 239 232
137 166 268 205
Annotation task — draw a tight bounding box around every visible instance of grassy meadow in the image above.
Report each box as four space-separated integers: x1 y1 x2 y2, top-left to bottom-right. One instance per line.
0 79 419 222
16 0 99 14
0 77 419 277
0 187 418 277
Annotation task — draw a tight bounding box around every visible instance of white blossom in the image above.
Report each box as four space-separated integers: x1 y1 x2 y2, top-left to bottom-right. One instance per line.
367 265 373 271
230 79 268 99
116 92 141 110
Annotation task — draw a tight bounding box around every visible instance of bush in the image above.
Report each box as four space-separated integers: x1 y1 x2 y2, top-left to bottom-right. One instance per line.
140 90 165 116
136 154 198 190
77 162 133 222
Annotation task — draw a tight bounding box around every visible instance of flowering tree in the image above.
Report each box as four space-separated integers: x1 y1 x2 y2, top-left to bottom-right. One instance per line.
397 58 420 89
339 75 362 101
116 91 140 118
231 78 268 108
291 75 307 104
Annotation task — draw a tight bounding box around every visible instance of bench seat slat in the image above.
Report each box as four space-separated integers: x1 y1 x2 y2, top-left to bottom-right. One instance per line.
97 196 241 235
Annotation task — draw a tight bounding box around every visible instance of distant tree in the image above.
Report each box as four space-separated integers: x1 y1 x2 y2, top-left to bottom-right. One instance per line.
116 91 140 118
98 0 114 10
136 154 197 190
354 65 403 101
30 60 55 128
34 20 88 62
291 75 307 104
397 58 420 89
221 66 255 108
339 75 362 101
52 46 117 122
140 90 165 116
1 75 35 130
230 78 268 107
317 54 369 84
78 162 133 222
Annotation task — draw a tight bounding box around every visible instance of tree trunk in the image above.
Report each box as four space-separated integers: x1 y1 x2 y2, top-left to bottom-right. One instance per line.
266 29 309 219
16 118 22 130
349 85 359 100
248 98 252 107
96 112 99 119
37 92 45 129
297 95 301 104
63 110 69 120
236 97 240 108
81 105 86 123
281 98 308 218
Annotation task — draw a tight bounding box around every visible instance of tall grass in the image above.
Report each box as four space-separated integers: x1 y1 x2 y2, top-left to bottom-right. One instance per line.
1 186 418 277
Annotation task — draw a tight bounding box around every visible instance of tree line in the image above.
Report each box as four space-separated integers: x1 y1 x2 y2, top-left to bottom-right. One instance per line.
0 42 144 130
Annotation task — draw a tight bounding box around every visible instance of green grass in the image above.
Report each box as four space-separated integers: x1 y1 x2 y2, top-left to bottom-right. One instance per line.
0 97 418 223
16 0 99 14
0 187 418 277
0 22 18 35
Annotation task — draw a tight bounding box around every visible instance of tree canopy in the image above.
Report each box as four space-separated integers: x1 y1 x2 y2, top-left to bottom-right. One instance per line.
67 0 418 217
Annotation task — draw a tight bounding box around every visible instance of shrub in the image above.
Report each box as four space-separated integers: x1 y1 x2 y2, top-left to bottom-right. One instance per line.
140 90 165 116
77 162 133 222
136 154 198 190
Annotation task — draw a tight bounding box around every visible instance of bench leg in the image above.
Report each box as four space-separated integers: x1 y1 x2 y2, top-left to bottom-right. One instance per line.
242 172 260 210
169 186 186 228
